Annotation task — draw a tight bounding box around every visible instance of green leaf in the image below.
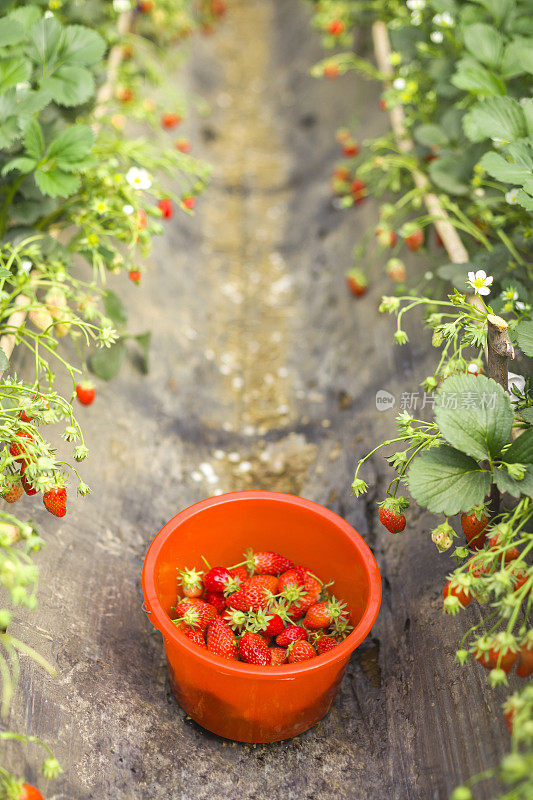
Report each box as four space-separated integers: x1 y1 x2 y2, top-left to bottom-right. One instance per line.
414 124 449 148
40 65 94 107
494 465 533 497
35 167 79 198
23 118 44 159
516 320 533 356
437 262 473 290
133 331 151 374
469 0 515 26
463 23 503 67
495 429 533 496
0 57 31 94
429 155 470 195
103 290 127 327
9 5 42 29
502 429 533 465
408 445 491 515
89 340 125 381
480 151 532 185
46 124 93 169
502 37 533 78
451 58 506 96
2 157 37 176
27 16 62 68
435 374 513 460
518 407 533 425
462 97 527 143
60 25 105 67
0 16 24 46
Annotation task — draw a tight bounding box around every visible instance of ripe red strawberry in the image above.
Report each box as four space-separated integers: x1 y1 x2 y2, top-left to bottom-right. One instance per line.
139 0 154 12
9 431 33 463
210 0 227 16
276 625 308 647
378 98 387 111
239 631 272 665
376 228 397 248
161 112 182 129
177 567 203 598
350 178 366 204
43 486 67 517
303 598 347 630
3 480 24 503
378 497 408 533
262 613 285 637
316 635 338 654
76 381 96 406
174 622 207 648
386 258 406 282
247 574 278 593
174 598 216 630
474 635 518 674
283 570 322 621
461 509 488 550
467 556 493 580
243 549 294 576
346 268 367 296
229 565 249 583
204 566 232 593
20 463 38 496
278 567 307 591
442 579 472 614
488 532 519 563
510 564 530 593
129 270 141 284
435 230 444 248
225 579 270 612
405 229 424 252
323 62 340 79
327 19 345 36
175 139 191 153
18 786 44 800
182 196 195 211
158 199 173 219
204 590 226 614
342 140 360 157
503 696 520 734
288 640 317 663
19 410 33 423
516 637 533 678
206 616 238 660
269 647 288 665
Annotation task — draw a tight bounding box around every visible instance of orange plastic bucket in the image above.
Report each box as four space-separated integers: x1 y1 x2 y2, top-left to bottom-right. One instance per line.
142 490 381 742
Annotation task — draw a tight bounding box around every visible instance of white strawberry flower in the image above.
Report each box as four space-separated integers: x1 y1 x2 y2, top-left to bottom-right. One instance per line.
113 0 131 11
20 260 32 275
126 167 152 191
467 269 493 296
393 78 406 90
430 31 444 43
505 188 520 205
406 0 425 9
122 204 135 215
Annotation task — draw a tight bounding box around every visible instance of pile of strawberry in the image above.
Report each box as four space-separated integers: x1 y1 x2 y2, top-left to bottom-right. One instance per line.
170 549 352 665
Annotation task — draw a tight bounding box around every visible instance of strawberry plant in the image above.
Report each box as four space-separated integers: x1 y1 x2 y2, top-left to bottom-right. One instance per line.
0 0 218 793
308 0 532 796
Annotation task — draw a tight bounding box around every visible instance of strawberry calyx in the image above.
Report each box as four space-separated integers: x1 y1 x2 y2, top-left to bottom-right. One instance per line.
379 496 409 514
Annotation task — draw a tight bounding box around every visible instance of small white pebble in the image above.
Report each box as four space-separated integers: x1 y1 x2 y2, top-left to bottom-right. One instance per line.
222 422 233 432
207 475 219 485
191 471 202 482
228 452 240 463
220 364 231 375
243 425 255 436
213 449 225 459
237 461 252 473
213 488 224 496
199 462 215 477
271 332 282 343
277 404 290 414
232 377 243 389
204 348 215 360
277 367 288 378
264 374 274 385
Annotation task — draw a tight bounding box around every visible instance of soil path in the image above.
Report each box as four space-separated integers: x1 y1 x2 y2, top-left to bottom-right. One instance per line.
7 1 511 798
